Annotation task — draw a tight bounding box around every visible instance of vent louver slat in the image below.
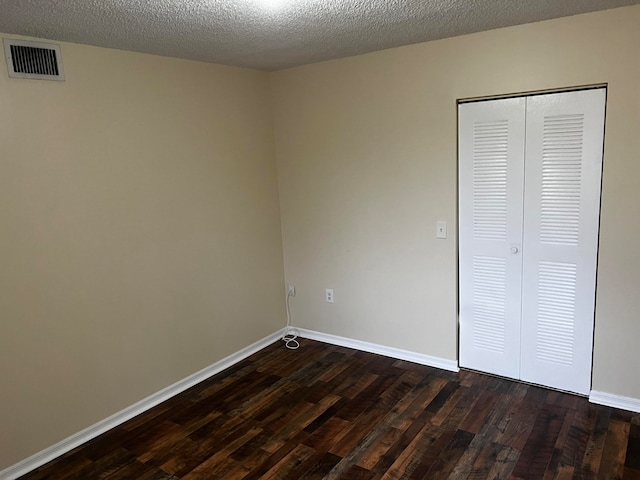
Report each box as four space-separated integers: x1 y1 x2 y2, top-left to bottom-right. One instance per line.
3 38 65 81
535 261 577 366
472 120 509 241
540 114 584 245
472 256 507 353
10 45 59 76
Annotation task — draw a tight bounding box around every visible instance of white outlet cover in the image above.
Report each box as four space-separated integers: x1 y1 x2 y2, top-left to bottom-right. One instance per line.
326 288 334 303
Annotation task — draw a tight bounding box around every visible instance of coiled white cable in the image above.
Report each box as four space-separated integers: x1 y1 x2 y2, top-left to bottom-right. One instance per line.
282 290 300 350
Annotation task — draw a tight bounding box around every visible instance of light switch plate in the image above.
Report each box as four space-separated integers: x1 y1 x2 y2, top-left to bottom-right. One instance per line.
436 220 447 239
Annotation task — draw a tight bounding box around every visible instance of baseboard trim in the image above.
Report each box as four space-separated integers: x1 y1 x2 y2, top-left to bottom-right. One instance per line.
589 390 640 413
12 326 638 478
297 328 459 372
0 328 286 480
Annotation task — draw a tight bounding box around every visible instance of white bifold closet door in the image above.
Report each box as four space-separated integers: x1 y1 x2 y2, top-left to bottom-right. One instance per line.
458 97 527 380
459 89 606 396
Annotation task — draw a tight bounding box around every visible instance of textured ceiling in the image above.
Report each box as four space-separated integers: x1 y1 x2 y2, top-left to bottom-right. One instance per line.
0 0 638 71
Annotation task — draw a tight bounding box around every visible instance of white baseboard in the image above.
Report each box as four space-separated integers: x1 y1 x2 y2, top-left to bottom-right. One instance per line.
22 327 640 479
297 328 459 372
298 329 640 413
589 390 640 413
0 328 286 480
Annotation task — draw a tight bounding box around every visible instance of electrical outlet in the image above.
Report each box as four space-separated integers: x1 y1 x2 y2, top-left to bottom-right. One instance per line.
287 284 296 297
326 288 334 304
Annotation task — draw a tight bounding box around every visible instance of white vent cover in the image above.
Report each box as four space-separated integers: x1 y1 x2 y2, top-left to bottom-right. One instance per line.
3 38 65 81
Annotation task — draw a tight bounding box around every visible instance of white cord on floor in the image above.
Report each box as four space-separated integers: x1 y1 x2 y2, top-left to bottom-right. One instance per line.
282 290 300 350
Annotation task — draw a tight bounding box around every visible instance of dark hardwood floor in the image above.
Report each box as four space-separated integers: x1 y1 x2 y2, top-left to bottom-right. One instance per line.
20 339 640 479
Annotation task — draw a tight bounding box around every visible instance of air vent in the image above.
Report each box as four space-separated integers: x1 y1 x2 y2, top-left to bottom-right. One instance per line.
3 39 65 81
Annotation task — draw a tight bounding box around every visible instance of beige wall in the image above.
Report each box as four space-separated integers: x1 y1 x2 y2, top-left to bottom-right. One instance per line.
272 6 640 397
0 38 285 469
3 4 640 473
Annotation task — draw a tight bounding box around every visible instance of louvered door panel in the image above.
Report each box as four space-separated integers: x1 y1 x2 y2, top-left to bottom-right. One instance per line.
472 256 507 352
458 98 525 379
520 89 605 395
535 261 577 365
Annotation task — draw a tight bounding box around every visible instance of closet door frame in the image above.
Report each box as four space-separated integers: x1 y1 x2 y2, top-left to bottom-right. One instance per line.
457 85 607 395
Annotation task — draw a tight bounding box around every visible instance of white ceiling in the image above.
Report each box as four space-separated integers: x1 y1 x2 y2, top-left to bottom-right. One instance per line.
0 0 637 71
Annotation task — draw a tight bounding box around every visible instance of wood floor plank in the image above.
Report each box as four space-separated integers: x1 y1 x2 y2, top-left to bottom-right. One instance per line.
259 444 316 480
542 408 576 480
262 394 341 454
137 411 222 466
510 403 567 479
367 410 433 478
377 421 441 480
103 459 166 480
355 427 405 471
444 433 492 479
241 431 311 480
483 444 520 479
559 405 598 470
624 466 640 480
388 377 447 431
421 428 475 479
554 464 575 480
598 418 631 480
429 384 466 426
328 400 392 459
494 396 541 451
123 420 183 455
458 389 502 434
180 427 262 479
20 450 93 480
576 406 612 478
336 374 397 422
158 438 203 476
405 426 456 479
315 357 351 383
17 339 638 480
302 416 352 453
297 452 342 480
326 369 432 463
342 464 375 479
122 404 175 432
69 447 135 480
466 442 519 480
626 424 640 470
